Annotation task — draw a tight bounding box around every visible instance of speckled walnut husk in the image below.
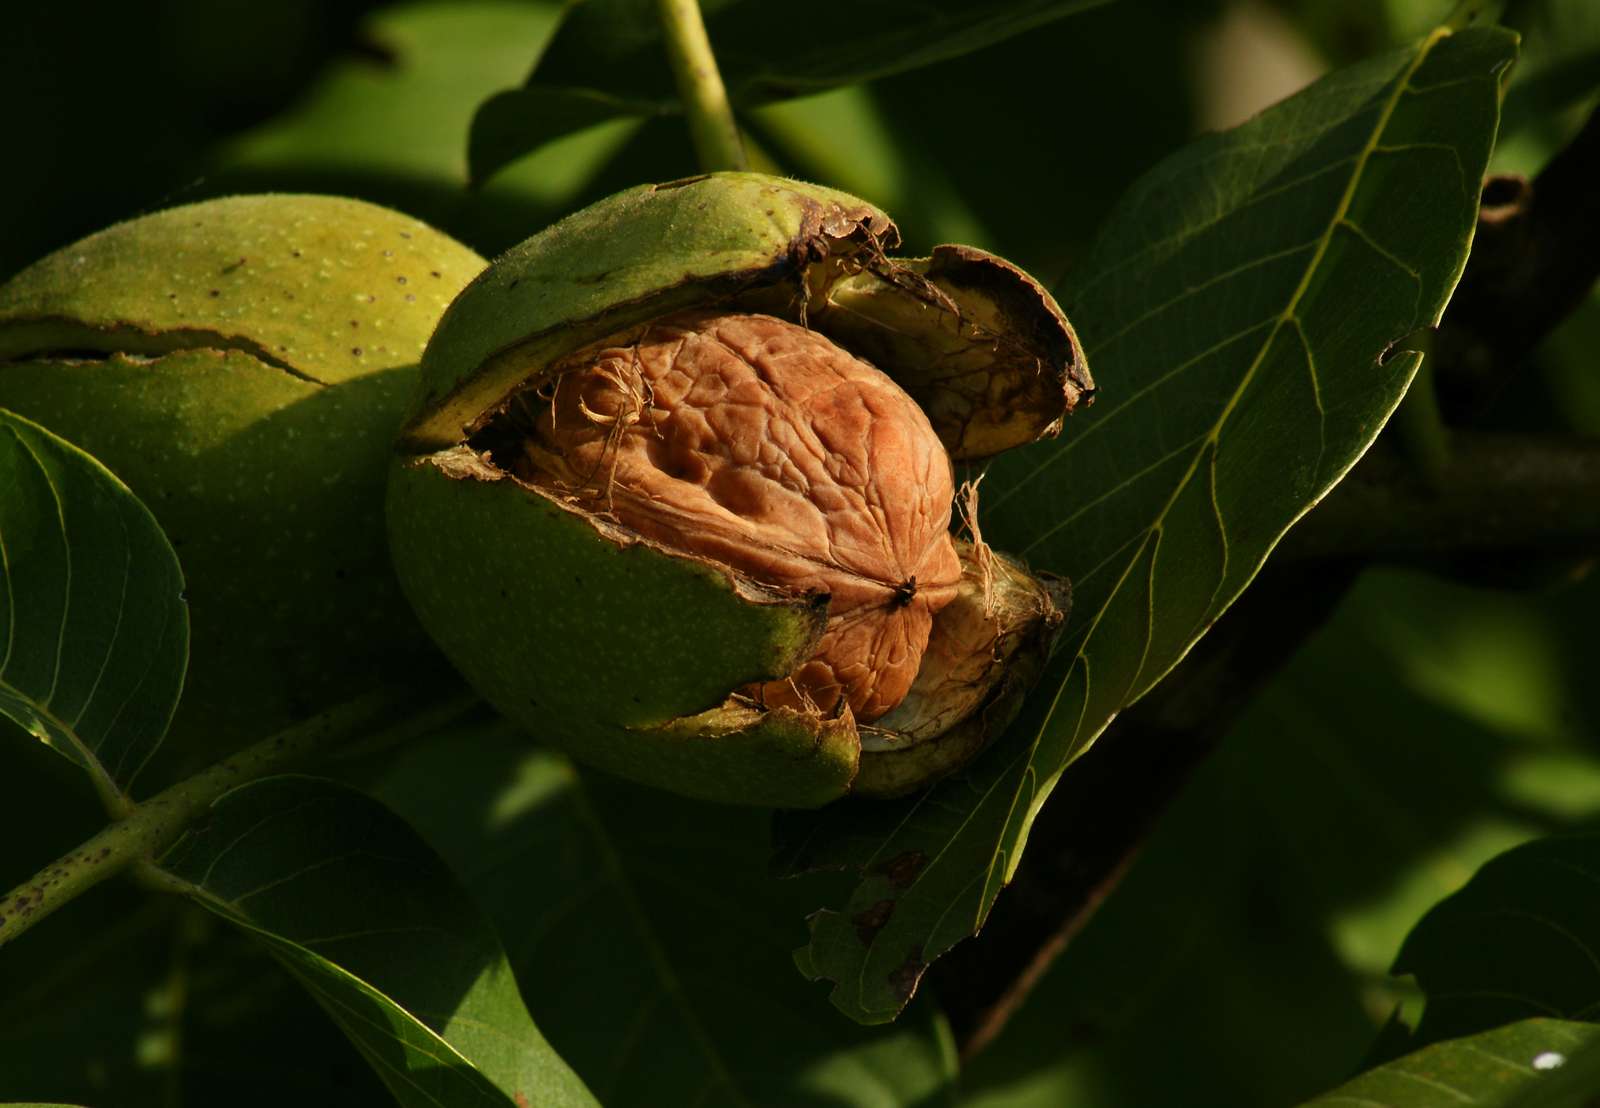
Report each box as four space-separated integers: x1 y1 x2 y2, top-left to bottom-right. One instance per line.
386 172 1092 807
0 195 485 781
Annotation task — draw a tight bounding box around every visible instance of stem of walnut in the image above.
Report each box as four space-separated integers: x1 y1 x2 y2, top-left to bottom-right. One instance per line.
656 0 747 171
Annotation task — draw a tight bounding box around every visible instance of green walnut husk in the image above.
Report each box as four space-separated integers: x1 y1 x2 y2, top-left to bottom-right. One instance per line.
387 172 1090 807
0 194 485 780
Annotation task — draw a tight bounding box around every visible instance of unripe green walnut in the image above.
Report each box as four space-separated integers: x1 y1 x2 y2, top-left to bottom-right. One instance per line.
0 195 486 777
388 172 1092 807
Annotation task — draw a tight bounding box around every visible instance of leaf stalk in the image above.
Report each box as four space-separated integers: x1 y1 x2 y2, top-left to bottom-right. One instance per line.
656 0 747 171
1395 354 1452 488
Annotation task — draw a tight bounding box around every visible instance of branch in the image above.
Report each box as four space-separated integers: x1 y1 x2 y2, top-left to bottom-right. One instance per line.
0 684 476 948
1283 432 1600 560
928 98 1600 1065
930 559 1360 1057
1437 104 1600 417
657 0 747 172
933 425 1600 1053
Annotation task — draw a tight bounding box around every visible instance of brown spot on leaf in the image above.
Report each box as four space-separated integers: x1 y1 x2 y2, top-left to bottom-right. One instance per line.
889 945 925 1003
852 898 896 945
872 850 928 889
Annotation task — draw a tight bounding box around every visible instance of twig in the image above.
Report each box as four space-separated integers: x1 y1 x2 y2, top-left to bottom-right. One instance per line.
1394 354 1451 487
934 428 1600 1052
921 94 1600 1066
656 0 747 171
1436 104 1600 419
931 559 1360 1057
1283 432 1600 560
0 684 477 948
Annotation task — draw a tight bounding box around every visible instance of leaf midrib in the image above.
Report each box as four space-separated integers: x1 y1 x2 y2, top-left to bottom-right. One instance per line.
999 25 1459 876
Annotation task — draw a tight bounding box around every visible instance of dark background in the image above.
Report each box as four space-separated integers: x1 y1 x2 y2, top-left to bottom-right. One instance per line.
5 1 1600 1105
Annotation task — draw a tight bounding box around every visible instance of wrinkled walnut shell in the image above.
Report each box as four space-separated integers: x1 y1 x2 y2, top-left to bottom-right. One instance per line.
516 310 963 722
386 171 1089 807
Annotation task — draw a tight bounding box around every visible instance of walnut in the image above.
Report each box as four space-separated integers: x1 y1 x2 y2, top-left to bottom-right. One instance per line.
387 171 1086 806
517 310 963 722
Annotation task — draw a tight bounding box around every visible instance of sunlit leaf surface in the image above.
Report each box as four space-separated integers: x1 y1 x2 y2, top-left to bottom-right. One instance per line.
782 23 1517 1023
156 775 597 1108
374 722 959 1108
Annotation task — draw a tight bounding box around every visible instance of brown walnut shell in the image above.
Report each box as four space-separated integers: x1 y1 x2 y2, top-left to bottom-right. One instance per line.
515 310 963 722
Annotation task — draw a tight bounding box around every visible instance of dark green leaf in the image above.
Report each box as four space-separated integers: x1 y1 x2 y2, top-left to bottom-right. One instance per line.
373 722 958 1108
209 0 637 258
1503 0 1600 135
468 88 671 193
782 22 1517 1023
222 2 563 189
1394 834 1600 1048
154 775 597 1108
467 0 1110 181
0 409 186 799
1300 1020 1600 1107
960 565 1600 1107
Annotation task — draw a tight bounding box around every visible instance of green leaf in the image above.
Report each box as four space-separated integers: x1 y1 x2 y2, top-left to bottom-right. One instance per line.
959 565 1600 1107
781 23 1517 1023
467 0 1110 181
373 722 958 1108
211 0 638 258
222 2 563 189
1300 1020 1600 1107
153 775 597 1108
1503 0 1600 135
1394 834 1600 1048
0 409 187 802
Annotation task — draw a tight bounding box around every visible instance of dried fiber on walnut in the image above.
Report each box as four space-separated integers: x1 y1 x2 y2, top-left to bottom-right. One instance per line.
513 310 962 721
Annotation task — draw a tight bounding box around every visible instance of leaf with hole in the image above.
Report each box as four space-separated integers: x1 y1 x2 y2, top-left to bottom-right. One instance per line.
779 22 1518 1023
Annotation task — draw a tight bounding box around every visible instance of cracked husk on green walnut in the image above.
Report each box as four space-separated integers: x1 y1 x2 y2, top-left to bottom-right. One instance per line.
0 194 485 779
387 172 1092 806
